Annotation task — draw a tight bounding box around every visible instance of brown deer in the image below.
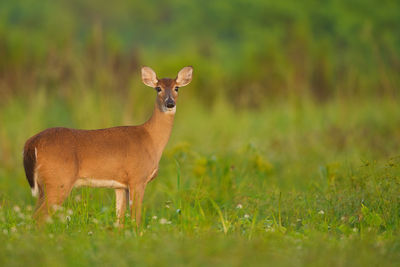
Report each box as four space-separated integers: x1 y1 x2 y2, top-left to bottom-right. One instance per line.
23 66 193 226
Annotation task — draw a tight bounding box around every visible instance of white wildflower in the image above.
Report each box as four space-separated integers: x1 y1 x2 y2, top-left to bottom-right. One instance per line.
236 204 243 209
74 195 81 202
13 206 21 213
88 231 93 236
67 209 73 215
152 216 158 220
244 214 250 219
159 218 171 225
318 210 325 215
51 205 62 212
10 226 17 233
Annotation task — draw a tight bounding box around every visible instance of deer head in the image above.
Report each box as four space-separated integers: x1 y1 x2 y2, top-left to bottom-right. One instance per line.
141 66 193 113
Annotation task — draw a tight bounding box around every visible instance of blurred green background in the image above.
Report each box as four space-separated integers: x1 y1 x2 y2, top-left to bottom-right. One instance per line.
1 0 399 105
1 1 400 266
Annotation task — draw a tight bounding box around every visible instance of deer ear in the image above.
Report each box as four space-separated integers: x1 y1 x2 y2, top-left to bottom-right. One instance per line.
176 66 193 87
141 66 158 87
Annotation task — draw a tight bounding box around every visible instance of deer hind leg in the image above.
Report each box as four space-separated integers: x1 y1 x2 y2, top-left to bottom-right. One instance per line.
33 176 75 224
129 184 146 228
34 183 45 213
115 188 129 226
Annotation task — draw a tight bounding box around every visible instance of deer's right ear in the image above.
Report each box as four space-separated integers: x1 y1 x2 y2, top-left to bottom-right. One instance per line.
141 66 158 87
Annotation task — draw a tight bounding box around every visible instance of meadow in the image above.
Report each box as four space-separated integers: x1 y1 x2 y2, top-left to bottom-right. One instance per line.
1 0 400 266
0 92 399 266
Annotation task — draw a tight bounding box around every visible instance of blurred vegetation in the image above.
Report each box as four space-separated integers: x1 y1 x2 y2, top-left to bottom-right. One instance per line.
0 0 399 107
1 1 400 266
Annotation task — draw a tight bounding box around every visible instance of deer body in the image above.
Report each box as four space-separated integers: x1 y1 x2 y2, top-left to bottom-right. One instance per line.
23 66 193 226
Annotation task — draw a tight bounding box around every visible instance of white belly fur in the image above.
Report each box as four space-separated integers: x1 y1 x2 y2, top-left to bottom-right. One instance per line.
74 178 128 189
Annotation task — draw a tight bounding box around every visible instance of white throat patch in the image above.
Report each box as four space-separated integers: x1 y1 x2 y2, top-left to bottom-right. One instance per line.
162 106 176 114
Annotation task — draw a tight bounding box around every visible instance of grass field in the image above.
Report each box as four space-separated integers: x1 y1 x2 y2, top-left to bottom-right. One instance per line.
0 92 399 266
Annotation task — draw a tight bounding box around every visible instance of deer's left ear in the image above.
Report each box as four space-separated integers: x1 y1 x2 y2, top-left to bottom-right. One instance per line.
176 66 193 87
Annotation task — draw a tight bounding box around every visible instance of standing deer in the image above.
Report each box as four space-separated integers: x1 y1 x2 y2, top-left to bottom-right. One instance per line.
23 66 193 226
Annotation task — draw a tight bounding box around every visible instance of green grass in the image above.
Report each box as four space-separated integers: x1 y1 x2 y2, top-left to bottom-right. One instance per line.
0 93 400 266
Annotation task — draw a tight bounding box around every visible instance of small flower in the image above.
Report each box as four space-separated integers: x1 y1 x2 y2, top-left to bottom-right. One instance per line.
67 209 73 215
318 210 325 215
176 209 181 214
159 218 171 225
88 231 93 236
165 205 170 209
74 195 81 202
244 214 250 219
236 204 243 209
11 226 17 233
13 206 21 213
66 215 71 222
51 205 62 212
152 216 158 220
92 218 98 224
353 228 358 232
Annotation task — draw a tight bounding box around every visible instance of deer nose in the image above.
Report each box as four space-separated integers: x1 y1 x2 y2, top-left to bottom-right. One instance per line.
165 98 175 108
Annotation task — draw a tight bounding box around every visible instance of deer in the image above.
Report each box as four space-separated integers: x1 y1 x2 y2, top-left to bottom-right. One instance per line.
23 66 193 227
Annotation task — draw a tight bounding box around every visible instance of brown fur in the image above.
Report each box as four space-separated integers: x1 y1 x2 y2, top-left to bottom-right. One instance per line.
23 66 193 226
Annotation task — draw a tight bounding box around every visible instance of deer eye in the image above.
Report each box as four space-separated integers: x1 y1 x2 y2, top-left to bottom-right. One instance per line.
155 87 162 93
175 87 179 92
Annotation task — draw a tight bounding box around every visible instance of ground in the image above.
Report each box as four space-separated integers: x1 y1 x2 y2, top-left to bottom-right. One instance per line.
0 96 399 266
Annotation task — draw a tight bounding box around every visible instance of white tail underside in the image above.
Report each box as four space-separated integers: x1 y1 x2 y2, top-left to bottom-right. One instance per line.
31 147 39 197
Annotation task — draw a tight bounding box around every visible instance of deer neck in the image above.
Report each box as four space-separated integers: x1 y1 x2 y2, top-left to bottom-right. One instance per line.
143 104 175 159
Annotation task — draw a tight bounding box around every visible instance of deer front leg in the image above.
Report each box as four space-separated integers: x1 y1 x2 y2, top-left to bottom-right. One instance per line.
115 188 129 226
129 184 146 228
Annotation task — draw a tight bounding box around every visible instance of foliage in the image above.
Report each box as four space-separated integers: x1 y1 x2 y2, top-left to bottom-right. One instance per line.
0 0 399 106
